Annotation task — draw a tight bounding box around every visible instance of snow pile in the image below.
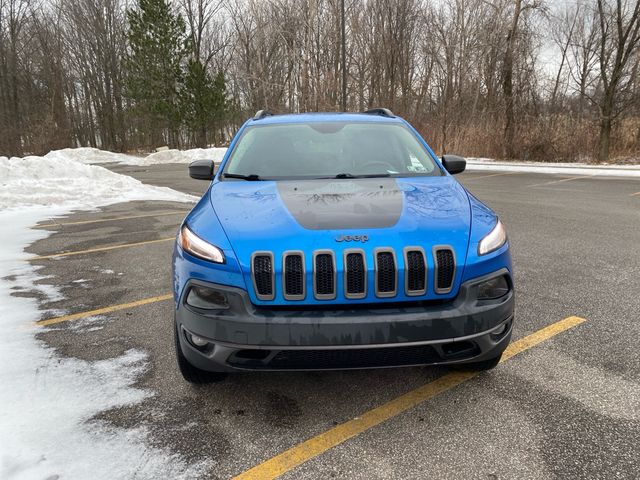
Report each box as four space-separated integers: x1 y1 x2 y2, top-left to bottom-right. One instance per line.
44 147 139 165
0 154 196 210
0 153 204 478
140 147 227 165
466 157 640 177
38 146 228 166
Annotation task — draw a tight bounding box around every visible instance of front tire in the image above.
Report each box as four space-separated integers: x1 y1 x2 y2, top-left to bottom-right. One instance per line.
174 323 227 384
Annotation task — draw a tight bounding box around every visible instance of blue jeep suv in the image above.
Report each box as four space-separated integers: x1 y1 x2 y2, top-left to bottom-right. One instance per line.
173 109 513 383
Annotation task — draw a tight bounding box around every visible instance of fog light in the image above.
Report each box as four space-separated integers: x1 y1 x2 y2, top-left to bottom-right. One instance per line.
477 276 509 300
492 322 508 336
190 334 209 347
186 286 229 309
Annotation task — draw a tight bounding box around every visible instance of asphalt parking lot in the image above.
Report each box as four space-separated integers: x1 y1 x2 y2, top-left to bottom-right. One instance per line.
26 165 640 479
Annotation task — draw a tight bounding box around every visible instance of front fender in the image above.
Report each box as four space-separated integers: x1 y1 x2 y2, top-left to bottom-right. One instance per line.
172 194 245 306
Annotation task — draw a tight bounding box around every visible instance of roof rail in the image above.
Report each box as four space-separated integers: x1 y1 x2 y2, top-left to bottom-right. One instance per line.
363 107 395 118
253 109 273 121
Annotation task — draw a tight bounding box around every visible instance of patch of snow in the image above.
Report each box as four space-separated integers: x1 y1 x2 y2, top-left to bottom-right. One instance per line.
44 147 139 165
0 155 206 478
5 271 64 304
39 308 68 319
466 157 640 177
67 315 106 332
139 147 227 165
0 154 196 210
37 146 228 166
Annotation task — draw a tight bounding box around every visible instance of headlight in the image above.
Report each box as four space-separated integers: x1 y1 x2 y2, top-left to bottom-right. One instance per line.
179 225 225 263
478 220 507 255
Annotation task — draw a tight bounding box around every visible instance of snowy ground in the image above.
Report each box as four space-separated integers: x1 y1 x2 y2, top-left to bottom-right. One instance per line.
466 157 640 177
0 152 204 479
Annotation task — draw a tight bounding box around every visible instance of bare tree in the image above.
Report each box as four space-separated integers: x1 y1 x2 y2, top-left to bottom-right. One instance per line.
550 5 578 106
595 0 640 161
62 0 128 150
2 0 640 162
499 0 543 159
0 0 30 156
567 2 599 117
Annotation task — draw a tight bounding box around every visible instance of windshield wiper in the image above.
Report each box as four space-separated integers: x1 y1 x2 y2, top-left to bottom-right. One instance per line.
222 173 262 181
333 173 392 179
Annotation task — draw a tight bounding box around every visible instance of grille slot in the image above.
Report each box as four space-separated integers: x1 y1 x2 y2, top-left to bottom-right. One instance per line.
313 251 336 300
283 252 305 300
434 247 455 294
252 253 274 300
375 249 397 297
405 248 427 295
344 250 366 299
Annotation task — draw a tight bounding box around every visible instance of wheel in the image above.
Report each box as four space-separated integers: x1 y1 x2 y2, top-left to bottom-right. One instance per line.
174 323 227 384
460 352 503 371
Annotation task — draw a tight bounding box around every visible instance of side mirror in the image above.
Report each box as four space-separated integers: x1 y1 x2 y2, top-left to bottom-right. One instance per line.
189 160 214 180
442 154 466 175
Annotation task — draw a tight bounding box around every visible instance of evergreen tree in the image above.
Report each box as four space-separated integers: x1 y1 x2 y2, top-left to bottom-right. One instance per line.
125 0 186 148
211 71 228 143
180 59 227 147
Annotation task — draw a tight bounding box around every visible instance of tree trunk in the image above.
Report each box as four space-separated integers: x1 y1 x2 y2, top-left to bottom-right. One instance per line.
9 50 22 156
503 66 515 159
598 97 613 162
198 124 207 148
502 0 522 160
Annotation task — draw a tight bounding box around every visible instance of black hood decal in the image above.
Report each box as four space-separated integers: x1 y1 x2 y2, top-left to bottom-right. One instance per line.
277 178 403 230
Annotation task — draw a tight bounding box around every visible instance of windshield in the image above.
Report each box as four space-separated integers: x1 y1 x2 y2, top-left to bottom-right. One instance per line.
222 121 442 179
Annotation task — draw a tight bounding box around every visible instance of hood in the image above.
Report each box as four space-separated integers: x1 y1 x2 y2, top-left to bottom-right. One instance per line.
209 176 471 303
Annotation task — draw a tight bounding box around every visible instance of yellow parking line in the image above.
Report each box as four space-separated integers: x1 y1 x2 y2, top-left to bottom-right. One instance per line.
31 237 174 260
36 294 173 326
232 315 587 480
33 211 188 228
465 172 518 181
528 175 591 188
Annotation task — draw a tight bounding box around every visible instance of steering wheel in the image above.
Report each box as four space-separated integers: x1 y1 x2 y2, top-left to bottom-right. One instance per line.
359 160 396 174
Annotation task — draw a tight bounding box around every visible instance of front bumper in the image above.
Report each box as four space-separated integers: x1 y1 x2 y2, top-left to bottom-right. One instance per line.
175 269 514 372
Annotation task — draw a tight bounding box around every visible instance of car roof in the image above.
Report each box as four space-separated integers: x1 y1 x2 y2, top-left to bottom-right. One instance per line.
248 112 405 125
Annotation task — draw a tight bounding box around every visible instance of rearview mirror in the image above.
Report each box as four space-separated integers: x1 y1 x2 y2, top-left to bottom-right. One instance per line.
441 155 466 175
189 160 214 180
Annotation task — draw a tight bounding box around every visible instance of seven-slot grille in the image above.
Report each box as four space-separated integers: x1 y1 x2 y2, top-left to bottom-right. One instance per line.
250 247 455 301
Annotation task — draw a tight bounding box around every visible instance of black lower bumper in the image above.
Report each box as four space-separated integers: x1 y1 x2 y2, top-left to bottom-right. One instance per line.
175 269 514 372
